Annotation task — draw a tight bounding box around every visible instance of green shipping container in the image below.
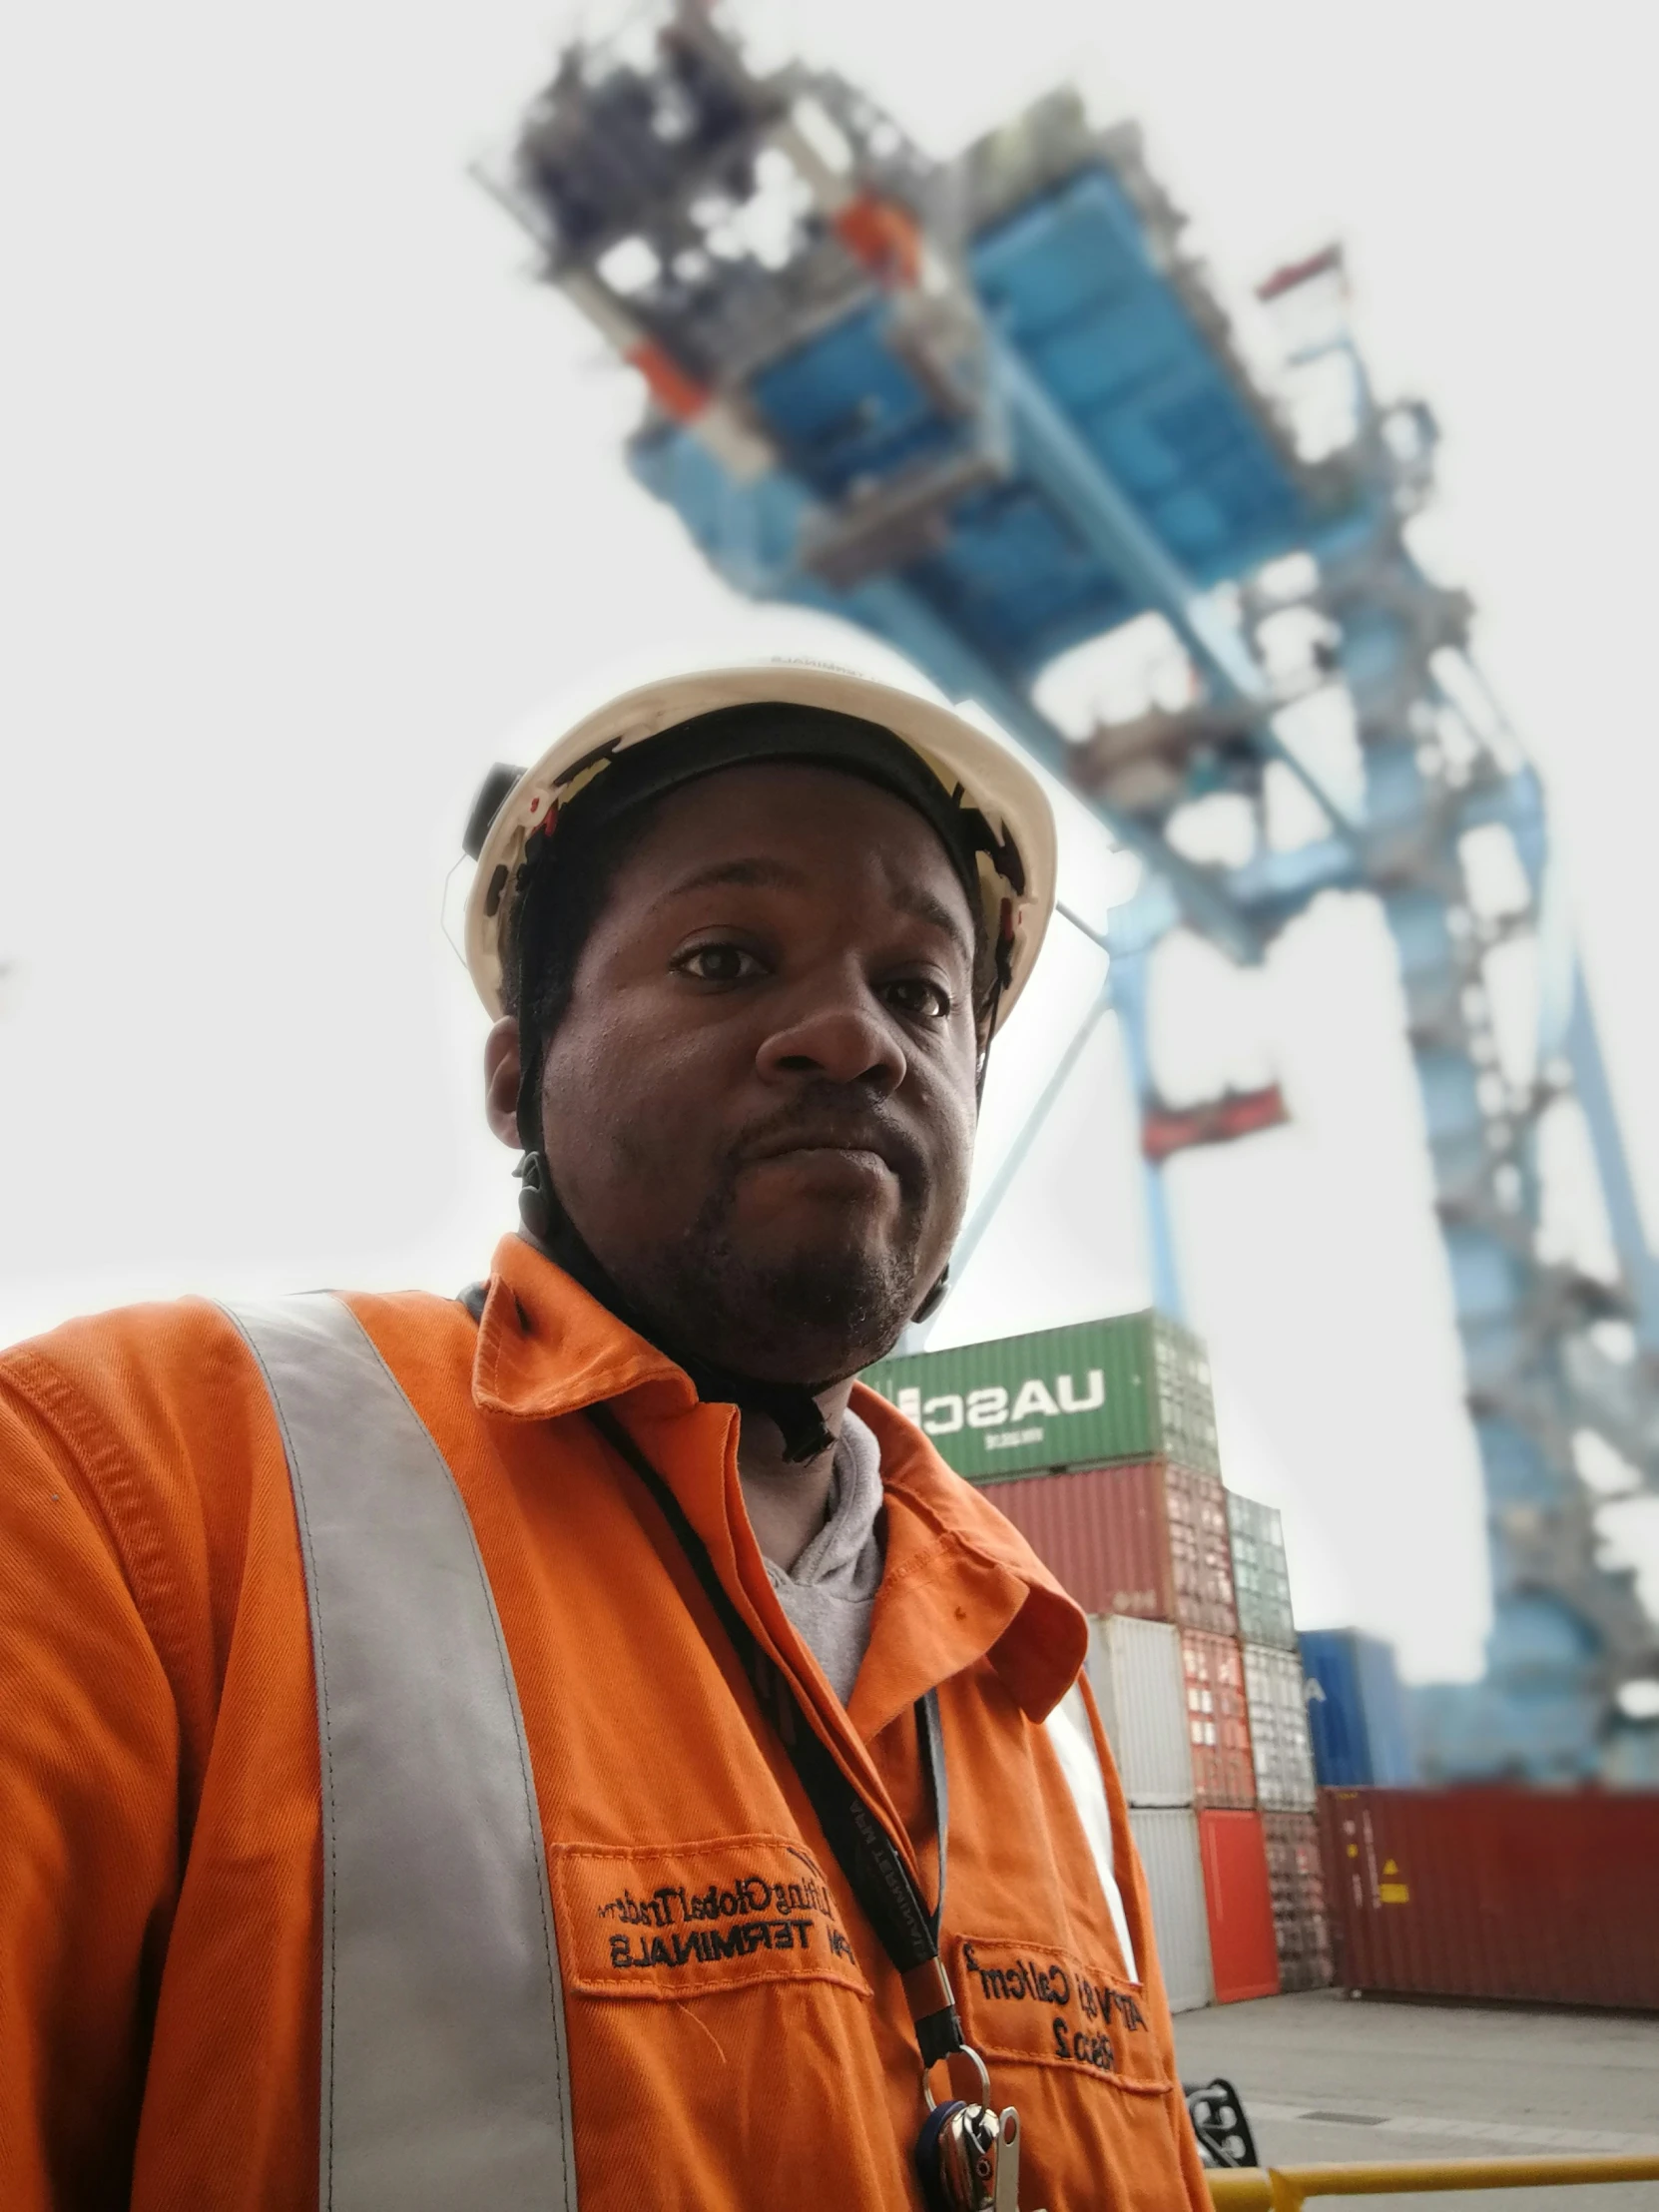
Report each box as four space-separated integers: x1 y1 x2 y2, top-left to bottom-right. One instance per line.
860 1312 1219 1483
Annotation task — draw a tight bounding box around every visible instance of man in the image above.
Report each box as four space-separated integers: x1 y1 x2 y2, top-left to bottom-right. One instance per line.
1 664 1211 2210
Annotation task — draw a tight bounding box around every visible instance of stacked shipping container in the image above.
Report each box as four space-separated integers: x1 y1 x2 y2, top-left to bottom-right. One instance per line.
1300 1629 1417 1786
1197 1810 1282 2002
1242 1642 1317 1810
1180 1630 1255 1807
865 1320 1656 2018
863 1315 1331 2003
861 1312 1221 1486
976 1459 1238 1630
1086 1615 1214 2010
1227 1493 1297 1650
1084 1616 1190 1806
1263 1811 1333 1992
866 1315 1229 2008
1127 1807 1214 2014
1227 1496 1329 1990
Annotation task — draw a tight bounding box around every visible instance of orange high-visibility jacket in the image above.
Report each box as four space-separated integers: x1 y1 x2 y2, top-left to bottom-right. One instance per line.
0 1234 1212 2210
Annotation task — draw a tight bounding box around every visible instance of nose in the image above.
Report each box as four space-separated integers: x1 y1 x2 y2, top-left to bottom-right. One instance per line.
758 985 907 1096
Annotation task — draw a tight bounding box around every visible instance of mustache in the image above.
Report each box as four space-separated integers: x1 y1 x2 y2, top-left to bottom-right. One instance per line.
727 1088 928 1194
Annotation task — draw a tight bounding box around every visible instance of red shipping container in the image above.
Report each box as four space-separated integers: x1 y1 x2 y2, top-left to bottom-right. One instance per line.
1198 1810 1281 2002
1262 1810 1333 1992
983 1460 1238 1635
1181 1631 1256 1808
1320 1787 1659 2011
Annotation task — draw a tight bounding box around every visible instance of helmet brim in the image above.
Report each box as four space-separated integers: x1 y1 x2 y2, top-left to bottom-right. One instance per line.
463 662 1058 1033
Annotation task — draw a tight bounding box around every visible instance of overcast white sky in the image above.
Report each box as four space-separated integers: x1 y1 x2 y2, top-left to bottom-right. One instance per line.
4 0 1657 1681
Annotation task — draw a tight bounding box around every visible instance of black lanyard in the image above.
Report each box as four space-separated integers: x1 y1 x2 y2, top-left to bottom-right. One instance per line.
587 1401 967 2071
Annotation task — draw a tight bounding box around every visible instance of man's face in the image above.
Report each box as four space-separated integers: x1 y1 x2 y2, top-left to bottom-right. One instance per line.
525 762 982 1384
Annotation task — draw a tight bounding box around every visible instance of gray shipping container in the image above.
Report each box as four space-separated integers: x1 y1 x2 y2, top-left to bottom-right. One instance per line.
1127 1807 1214 2013
1086 1615 1192 1808
1242 1641 1317 1812
1227 1493 1297 1651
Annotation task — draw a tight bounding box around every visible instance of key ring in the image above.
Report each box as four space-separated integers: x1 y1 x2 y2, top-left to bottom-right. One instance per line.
921 2040 992 2112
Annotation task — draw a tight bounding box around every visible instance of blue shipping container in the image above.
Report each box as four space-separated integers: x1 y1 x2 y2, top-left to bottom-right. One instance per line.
1299 1630 1417 1787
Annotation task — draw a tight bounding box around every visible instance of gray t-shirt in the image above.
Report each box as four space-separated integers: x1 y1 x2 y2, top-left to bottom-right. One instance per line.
757 1408 885 1706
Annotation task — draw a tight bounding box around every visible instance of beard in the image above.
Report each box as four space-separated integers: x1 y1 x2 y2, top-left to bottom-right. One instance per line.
620 1164 930 1388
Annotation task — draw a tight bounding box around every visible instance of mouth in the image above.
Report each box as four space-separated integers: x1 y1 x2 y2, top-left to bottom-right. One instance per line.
738 1118 921 1199
745 1129 907 1178
760 1143 895 1181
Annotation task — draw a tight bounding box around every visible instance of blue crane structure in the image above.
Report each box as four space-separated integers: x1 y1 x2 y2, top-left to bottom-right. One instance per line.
487 4 1659 1782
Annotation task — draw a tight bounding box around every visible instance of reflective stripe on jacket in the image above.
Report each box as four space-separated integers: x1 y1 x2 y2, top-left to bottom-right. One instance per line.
0 1234 1213 2211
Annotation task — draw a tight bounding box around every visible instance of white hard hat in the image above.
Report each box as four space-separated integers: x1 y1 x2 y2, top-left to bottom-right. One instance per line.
461 660 1057 1031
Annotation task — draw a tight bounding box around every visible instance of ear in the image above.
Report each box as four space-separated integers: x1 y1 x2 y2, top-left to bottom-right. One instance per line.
483 1017 524 1150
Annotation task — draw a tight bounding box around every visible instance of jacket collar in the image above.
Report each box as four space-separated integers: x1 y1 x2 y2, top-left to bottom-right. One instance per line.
471 1232 696 1424
469 1234 1087 1725
848 1383 1089 1728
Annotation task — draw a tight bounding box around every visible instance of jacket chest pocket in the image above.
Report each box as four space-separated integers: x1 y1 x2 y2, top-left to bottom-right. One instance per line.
947 1935 1171 2099
550 1833 874 2005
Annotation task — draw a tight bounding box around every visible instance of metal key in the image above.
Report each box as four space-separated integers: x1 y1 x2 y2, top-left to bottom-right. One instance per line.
921 2099 1046 2212
923 2100 1002 2211
990 2106 1026 2212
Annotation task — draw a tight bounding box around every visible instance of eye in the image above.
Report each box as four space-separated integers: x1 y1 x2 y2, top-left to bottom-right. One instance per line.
672 941 767 985
883 976 953 1021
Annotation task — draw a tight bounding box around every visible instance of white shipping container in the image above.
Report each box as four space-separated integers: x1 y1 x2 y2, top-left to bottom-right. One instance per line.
1127 1806 1214 2013
1085 1615 1193 1808
1242 1641 1317 1811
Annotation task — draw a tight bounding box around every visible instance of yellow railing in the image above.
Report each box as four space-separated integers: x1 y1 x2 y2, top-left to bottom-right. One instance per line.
1208 2155 1659 2209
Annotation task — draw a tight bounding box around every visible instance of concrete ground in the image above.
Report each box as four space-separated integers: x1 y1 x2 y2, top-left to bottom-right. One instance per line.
1175 1988 1659 2211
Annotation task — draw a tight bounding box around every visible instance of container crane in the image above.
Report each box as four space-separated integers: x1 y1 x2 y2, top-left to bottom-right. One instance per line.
484 2 1659 1783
